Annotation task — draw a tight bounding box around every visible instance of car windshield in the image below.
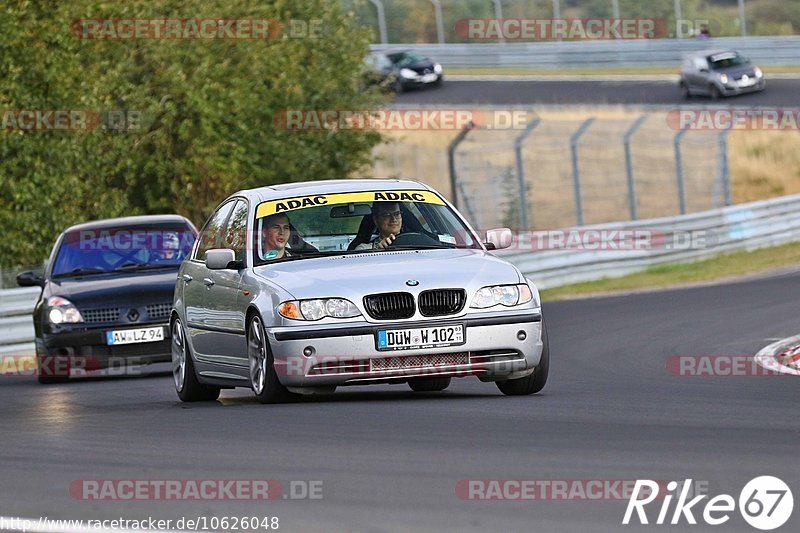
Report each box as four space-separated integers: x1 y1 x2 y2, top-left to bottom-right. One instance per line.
709 52 748 69
387 51 426 67
252 190 481 266
51 225 196 278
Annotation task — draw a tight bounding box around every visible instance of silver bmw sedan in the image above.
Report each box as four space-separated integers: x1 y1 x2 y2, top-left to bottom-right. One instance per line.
171 179 548 403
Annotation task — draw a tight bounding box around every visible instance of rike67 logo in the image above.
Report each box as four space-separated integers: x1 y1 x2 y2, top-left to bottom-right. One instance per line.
623 476 793 530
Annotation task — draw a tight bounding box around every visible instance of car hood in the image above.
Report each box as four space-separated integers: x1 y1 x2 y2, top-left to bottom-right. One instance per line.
715 64 756 77
253 249 522 300
47 269 179 308
405 59 436 74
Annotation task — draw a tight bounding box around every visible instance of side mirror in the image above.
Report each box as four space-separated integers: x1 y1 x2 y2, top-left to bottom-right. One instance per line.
699 67 709 73
17 271 45 288
485 228 513 251
205 249 238 270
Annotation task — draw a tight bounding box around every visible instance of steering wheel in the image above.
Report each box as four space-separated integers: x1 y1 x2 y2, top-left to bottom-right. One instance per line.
388 232 442 248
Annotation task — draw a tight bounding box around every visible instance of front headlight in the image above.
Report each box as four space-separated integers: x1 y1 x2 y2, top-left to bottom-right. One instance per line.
278 298 361 321
47 296 83 324
719 74 729 84
470 284 533 309
400 68 418 79
755 67 763 78
433 63 443 74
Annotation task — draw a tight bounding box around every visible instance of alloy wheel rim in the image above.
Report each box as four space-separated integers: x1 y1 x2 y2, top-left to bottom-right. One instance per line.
249 318 267 394
171 320 186 392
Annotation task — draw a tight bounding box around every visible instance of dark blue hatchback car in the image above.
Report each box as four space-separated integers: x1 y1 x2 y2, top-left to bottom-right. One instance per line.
16 215 196 383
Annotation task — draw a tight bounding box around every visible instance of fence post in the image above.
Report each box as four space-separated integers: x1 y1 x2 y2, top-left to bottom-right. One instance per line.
448 121 476 210
514 117 541 230
570 118 595 226
490 0 504 44
673 127 688 215
368 0 388 44
718 128 732 206
674 0 683 38
428 0 445 44
623 115 648 220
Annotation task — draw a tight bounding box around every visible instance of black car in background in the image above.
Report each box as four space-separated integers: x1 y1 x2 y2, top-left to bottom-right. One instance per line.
363 53 402 93
17 215 196 383
384 49 443 90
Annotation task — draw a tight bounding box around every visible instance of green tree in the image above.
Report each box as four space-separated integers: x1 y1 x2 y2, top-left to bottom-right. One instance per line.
0 0 384 269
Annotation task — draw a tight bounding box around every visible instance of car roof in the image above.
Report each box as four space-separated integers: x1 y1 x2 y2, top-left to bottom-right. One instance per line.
686 49 736 58
235 178 434 203
64 214 194 233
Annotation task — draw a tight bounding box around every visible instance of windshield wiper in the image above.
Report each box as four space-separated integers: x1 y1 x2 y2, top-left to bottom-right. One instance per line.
112 263 177 273
52 267 108 279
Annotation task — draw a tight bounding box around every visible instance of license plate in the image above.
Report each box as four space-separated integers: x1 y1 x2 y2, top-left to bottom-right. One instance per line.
106 326 165 345
738 78 755 87
421 73 438 83
376 325 464 351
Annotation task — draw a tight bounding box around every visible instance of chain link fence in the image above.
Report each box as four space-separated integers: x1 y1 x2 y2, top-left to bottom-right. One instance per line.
370 111 729 230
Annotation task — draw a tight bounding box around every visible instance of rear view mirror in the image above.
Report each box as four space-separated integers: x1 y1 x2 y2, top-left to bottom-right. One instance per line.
205 249 237 270
16 271 45 288
330 203 373 218
485 228 513 250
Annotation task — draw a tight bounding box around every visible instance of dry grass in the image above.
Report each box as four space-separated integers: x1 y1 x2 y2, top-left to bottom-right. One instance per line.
368 107 800 229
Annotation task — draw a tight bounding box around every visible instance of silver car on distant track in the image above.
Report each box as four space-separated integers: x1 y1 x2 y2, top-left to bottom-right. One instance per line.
171 179 548 403
679 49 765 99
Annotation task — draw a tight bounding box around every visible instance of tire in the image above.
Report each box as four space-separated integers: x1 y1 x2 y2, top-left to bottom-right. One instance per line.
408 377 451 392
391 78 403 94
172 318 220 402
248 315 297 404
496 321 549 396
679 82 691 99
37 354 70 384
709 84 722 100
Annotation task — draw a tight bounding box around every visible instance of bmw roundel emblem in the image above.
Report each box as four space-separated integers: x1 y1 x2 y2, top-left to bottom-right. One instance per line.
405 279 419 287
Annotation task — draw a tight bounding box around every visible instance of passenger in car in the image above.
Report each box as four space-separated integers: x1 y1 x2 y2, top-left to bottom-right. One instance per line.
356 201 402 250
261 213 294 259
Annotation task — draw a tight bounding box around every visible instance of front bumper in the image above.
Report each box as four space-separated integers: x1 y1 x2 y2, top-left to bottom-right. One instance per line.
720 78 765 95
38 323 171 370
267 310 543 387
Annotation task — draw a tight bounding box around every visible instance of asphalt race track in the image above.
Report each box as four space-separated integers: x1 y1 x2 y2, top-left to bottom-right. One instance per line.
2 271 799 532
395 79 800 107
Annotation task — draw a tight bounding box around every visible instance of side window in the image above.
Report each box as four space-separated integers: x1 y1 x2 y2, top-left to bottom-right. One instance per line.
194 201 235 261
224 200 248 262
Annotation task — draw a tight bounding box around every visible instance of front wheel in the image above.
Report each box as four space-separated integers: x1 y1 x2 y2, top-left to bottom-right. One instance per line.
709 84 722 100
172 318 220 402
679 82 691 99
248 316 297 404
496 321 549 396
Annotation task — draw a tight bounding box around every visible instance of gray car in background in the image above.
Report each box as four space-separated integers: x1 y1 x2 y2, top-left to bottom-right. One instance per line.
679 50 765 99
170 179 548 403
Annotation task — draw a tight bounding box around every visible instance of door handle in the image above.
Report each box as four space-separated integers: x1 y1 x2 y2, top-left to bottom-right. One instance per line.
182 274 193 283
203 278 215 287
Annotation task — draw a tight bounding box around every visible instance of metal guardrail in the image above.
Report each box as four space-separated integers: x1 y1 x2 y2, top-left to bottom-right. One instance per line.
0 287 39 355
2 193 800 351
371 36 800 68
496 193 800 289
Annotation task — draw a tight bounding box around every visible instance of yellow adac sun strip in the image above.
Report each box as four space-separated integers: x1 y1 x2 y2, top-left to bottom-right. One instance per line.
255 190 445 219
